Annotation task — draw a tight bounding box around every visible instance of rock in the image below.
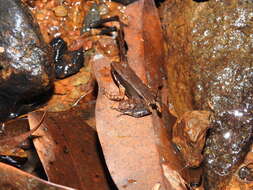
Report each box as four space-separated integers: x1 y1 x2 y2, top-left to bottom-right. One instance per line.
0 0 54 122
160 0 253 189
172 111 211 168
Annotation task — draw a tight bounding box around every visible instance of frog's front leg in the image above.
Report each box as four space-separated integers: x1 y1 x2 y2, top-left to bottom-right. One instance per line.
104 66 151 117
104 79 151 117
103 82 126 101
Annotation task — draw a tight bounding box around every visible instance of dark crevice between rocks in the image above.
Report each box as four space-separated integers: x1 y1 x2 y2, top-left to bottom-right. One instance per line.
154 0 166 7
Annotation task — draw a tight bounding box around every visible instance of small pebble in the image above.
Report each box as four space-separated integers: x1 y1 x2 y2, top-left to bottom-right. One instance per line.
54 5 68 17
0 47 5 53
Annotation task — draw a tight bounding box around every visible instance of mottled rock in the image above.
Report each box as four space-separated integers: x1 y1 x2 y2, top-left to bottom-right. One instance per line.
0 0 54 121
160 0 253 189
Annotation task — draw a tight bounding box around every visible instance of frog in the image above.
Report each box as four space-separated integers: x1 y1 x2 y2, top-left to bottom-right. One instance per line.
110 61 156 117
161 0 253 189
188 1 253 189
105 25 161 118
190 2 253 189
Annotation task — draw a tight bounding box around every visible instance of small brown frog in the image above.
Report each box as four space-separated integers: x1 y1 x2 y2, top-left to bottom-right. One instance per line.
106 24 161 117
110 61 161 117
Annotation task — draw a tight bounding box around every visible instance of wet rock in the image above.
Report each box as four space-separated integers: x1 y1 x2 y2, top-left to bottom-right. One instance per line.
172 111 211 168
50 37 84 79
0 0 54 122
160 0 253 189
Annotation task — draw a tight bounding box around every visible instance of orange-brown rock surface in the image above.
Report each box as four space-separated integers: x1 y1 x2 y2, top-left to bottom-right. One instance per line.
160 0 253 189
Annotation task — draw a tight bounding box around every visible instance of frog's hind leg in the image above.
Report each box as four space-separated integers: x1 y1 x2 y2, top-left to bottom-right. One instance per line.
103 83 126 101
111 99 151 118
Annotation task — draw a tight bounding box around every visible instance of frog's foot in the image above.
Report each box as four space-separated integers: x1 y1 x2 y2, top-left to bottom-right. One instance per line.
149 101 162 113
111 98 151 118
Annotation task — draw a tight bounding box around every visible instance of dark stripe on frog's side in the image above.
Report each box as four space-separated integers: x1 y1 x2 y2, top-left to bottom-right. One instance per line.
0 0 54 122
111 62 157 108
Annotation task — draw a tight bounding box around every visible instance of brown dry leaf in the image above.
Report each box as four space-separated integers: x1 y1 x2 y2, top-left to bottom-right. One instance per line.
159 0 196 117
0 162 75 190
142 0 190 186
28 111 110 190
0 119 30 158
93 0 188 189
0 112 45 159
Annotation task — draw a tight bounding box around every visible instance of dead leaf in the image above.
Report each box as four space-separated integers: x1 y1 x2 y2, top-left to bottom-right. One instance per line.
92 0 187 189
0 119 29 157
0 112 45 157
0 162 75 190
28 111 110 190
